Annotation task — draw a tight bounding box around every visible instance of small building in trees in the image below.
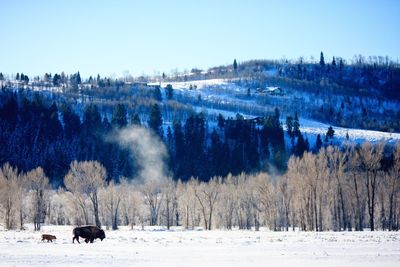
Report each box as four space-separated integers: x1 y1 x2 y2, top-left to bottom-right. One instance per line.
255 86 284 96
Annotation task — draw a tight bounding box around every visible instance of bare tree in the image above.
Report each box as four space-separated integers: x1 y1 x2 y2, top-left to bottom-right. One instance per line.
193 177 221 230
101 180 122 230
177 178 200 229
119 178 140 228
385 142 400 230
25 167 50 231
0 163 24 229
218 174 238 230
287 152 328 231
140 178 163 226
325 146 349 231
161 178 176 229
275 173 292 231
358 142 384 231
47 188 68 225
345 144 366 231
64 160 106 227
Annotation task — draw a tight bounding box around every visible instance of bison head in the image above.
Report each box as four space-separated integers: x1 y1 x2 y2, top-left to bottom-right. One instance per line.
100 229 106 241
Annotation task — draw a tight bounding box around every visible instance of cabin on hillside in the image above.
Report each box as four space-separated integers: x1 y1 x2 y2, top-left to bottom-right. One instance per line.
255 86 284 96
265 86 284 95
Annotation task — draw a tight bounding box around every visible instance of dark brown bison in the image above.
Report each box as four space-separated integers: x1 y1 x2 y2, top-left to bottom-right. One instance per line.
42 234 57 242
72 226 105 243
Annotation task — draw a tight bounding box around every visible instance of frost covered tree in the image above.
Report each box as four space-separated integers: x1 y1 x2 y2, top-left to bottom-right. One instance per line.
379 142 400 231
358 142 384 231
160 178 177 229
193 177 221 230
64 161 106 227
140 178 164 226
25 167 50 231
0 163 25 230
325 146 349 231
177 178 200 229
101 180 122 230
218 174 238 230
119 178 140 228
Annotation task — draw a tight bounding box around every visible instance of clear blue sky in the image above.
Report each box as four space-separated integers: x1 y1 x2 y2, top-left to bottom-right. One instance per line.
0 0 399 78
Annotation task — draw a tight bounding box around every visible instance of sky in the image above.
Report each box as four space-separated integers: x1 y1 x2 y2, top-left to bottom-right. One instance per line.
0 0 399 78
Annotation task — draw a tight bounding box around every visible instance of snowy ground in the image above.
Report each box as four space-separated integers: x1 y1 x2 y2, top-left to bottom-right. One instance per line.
0 226 399 267
298 118 400 144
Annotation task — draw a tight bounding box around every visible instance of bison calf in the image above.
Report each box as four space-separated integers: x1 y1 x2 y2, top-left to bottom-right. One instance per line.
73 226 105 244
42 234 57 242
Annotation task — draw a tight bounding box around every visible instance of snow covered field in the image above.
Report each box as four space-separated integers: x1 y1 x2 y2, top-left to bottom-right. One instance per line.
1 226 399 267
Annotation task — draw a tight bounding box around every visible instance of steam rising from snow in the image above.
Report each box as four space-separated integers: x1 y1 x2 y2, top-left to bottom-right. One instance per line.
114 126 168 183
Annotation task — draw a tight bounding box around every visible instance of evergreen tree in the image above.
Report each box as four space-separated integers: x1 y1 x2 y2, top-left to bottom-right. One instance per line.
53 74 61 86
332 56 336 67
153 86 162 101
47 102 63 139
16 73 20 81
320 51 325 67
173 120 185 179
165 84 173 100
326 126 335 139
294 133 307 157
233 59 238 72
183 113 207 180
0 72 4 80
130 113 141 125
60 103 81 138
111 104 127 128
315 134 323 151
293 112 301 137
217 113 225 128
166 126 173 151
286 116 294 138
102 117 111 132
76 72 81 84
148 103 163 137
83 104 101 130
0 95 18 129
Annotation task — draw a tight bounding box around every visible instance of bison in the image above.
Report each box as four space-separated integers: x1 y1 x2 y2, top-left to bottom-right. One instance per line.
42 234 57 242
72 226 105 244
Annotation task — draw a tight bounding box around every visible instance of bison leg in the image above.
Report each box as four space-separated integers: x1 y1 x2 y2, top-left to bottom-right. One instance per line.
90 238 94 243
85 239 89 243
73 236 80 244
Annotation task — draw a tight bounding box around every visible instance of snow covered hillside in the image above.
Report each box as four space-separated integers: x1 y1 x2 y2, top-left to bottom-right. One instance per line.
0 225 399 267
164 78 400 144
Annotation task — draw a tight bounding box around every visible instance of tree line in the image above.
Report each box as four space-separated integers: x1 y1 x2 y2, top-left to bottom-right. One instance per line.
0 90 303 184
1 141 399 231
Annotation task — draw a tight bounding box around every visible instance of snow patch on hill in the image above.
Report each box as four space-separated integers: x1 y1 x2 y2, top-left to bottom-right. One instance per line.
160 79 230 90
299 118 400 143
